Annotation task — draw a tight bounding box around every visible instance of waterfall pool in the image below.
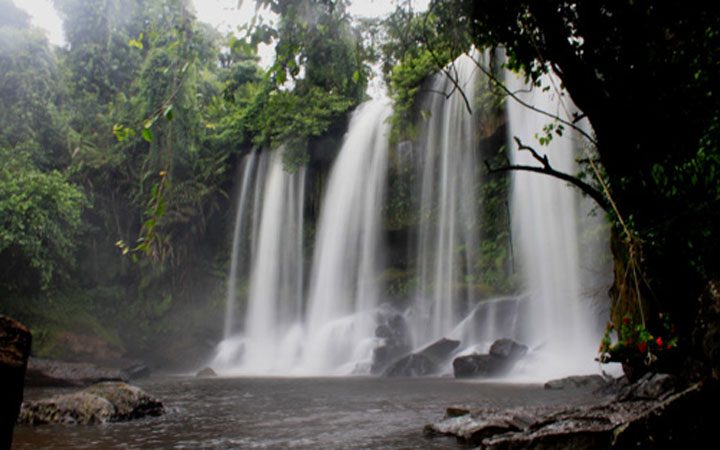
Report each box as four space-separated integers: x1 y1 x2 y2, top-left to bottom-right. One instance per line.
14 376 605 449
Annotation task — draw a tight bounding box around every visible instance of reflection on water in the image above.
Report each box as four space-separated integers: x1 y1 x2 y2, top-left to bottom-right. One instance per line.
14 376 602 449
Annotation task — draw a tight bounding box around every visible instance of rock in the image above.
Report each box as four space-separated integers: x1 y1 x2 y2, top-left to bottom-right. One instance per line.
196 367 217 377
544 375 610 390
618 372 676 401
383 338 460 377
445 407 470 418
0 315 32 449
489 338 528 359
384 353 435 377
371 312 411 374
453 339 528 378
84 382 165 420
121 361 151 380
692 279 720 380
419 338 461 363
25 357 128 387
426 373 717 448
18 382 164 425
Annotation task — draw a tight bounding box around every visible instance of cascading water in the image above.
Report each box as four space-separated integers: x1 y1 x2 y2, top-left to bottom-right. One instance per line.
505 71 609 378
299 99 393 374
212 100 392 375
213 148 306 374
222 152 258 339
407 53 482 349
210 52 609 379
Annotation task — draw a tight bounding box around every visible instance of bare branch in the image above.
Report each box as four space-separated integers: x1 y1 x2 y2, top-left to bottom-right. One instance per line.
467 53 599 147
485 138 611 212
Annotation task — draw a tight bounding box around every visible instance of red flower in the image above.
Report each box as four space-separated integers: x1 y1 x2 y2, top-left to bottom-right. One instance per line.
656 337 663 347
623 317 632 324
637 342 648 353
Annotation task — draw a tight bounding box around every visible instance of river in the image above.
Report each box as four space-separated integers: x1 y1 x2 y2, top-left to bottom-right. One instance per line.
14 376 603 449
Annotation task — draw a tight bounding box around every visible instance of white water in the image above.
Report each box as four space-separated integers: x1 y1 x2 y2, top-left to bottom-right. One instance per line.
211 54 609 380
223 152 258 338
299 99 392 374
407 53 481 349
213 149 306 373
213 100 392 375
505 70 608 378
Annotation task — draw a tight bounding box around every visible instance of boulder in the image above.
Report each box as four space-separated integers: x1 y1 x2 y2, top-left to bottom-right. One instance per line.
371 312 411 374
383 338 460 377
18 382 164 425
384 354 436 377
544 375 610 390
489 338 528 359
0 315 32 449
25 357 128 387
196 367 217 377
453 339 527 378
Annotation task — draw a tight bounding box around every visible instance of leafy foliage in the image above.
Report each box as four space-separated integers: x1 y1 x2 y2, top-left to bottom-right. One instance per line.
0 149 87 293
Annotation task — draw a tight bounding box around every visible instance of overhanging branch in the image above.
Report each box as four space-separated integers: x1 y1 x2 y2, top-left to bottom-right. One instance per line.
486 137 611 212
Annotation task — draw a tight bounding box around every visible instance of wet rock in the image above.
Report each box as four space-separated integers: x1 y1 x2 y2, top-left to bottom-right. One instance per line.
420 338 461 363
427 373 716 448
371 312 411 374
84 382 165 420
0 315 32 448
25 357 128 387
121 361 151 380
383 338 460 377
445 407 470 418
196 367 217 377
618 372 676 400
453 339 527 378
489 338 528 359
384 354 435 377
18 382 164 425
544 375 610 390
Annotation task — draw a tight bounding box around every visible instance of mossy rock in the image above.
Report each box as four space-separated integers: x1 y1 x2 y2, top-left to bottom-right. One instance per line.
18 382 164 425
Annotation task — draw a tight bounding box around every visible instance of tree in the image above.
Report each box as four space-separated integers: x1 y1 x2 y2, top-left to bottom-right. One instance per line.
0 149 87 294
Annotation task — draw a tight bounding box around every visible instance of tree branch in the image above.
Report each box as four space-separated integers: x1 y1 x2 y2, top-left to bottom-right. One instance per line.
486 137 611 212
466 53 599 147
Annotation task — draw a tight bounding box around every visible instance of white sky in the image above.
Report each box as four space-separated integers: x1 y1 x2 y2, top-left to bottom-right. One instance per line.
12 0 429 70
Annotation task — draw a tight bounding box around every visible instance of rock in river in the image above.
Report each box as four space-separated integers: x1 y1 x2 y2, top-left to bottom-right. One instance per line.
453 338 528 378
18 382 165 425
384 338 460 377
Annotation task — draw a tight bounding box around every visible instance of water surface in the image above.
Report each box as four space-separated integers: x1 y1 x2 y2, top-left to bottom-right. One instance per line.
14 376 603 449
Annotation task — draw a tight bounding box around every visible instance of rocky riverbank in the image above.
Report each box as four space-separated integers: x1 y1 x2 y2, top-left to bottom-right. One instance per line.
424 372 716 448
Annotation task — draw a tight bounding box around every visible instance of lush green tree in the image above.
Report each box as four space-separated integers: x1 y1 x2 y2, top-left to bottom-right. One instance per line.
0 149 87 294
0 1 69 169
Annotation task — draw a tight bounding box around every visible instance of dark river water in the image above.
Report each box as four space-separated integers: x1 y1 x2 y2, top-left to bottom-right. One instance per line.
13 376 603 449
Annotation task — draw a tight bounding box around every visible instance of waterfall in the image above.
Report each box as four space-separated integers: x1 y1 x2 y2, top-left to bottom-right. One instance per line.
223 152 258 339
407 53 482 348
299 99 392 374
210 53 609 379
506 71 608 377
212 148 306 374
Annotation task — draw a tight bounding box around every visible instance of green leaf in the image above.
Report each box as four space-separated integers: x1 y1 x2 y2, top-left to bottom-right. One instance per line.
164 104 174 121
129 39 143 50
142 128 153 143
